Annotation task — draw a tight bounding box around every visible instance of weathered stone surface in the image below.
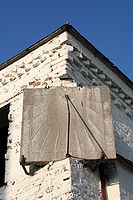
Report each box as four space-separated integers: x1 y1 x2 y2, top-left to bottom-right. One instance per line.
117 162 133 200
0 28 132 200
21 86 116 165
70 159 100 200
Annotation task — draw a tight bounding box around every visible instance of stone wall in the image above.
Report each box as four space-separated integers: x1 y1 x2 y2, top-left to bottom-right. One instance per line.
0 29 132 199
0 92 73 200
117 162 133 200
0 31 76 106
112 106 133 162
0 31 100 199
66 32 133 161
70 159 100 200
0 32 74 199
66 32 133 200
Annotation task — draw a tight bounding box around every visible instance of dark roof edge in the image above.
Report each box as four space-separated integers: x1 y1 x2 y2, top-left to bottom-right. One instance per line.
0 24 68 71
67 25 133 89
0 24 132 89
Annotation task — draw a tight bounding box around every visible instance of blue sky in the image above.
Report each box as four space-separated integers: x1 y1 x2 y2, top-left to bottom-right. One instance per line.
0 0 133 81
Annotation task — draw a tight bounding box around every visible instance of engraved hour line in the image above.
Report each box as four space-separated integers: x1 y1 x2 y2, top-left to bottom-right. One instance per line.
54 130 60 150
74 129 82 156
86 112 104 137
41 128 52 151
31 119 48 139
86 105 102 115
30 107 49 123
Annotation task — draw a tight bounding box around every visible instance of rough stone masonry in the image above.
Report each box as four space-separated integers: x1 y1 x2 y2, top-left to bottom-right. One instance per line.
0 25 133 199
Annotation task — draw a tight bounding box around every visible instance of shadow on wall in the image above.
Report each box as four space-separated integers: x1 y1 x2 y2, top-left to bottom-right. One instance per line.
70 158 101 200
114 121 133 162
0 104 10 200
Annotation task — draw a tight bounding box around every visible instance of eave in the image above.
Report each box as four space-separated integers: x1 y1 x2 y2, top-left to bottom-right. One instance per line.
0 24 132 89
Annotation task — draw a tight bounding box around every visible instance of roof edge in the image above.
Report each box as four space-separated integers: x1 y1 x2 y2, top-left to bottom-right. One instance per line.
0 24 132 89
0 24 69 71
67 25 133 89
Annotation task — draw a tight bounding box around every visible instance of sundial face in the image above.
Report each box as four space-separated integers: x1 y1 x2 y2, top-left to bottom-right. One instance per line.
21 86 116 165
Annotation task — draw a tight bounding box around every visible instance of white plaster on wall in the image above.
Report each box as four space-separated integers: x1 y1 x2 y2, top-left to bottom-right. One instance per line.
0 30 132 200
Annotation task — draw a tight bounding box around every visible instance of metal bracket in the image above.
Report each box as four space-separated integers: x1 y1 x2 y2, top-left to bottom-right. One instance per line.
65 95 71 158
20 155 29 175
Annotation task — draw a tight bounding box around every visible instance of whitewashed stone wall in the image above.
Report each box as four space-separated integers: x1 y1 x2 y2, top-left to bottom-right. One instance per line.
0 94 72 200
117 163 133 200
0 32 77 106
113 106 133 162
70 159 100 200
0 29 132 199
0 31 101 199
0 93 100 200
112 99 133 199
66 32 133 159
66 32 133 200
0 32 73 199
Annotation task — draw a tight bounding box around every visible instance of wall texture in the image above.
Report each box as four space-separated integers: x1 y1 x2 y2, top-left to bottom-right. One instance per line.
117 163 133 200
0 32 100 200
70 159 100 200
66 32 133 159
113 106 133 162
0 32 74 200
0 30 132 199
66 33 133 199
